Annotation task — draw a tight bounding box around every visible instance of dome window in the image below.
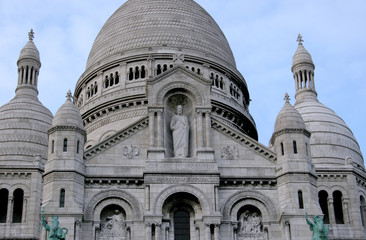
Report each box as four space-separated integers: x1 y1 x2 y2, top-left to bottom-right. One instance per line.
76 140 80 154
51 140 55 153
280 142 284 156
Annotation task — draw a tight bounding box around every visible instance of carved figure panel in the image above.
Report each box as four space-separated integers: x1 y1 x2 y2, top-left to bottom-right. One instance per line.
221 145 239 160
170 105 189 158
99 206 127 239
237 206 265 240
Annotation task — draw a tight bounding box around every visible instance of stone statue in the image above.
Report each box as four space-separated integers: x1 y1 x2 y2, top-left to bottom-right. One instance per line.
41 208 68 240
100 210 127 238
170 105 189 157
305 213 329 240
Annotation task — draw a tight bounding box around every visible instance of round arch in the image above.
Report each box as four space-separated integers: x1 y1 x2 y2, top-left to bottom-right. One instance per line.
221 190 278 221
84 190 143 221
154 185 212 215
156 81 204 106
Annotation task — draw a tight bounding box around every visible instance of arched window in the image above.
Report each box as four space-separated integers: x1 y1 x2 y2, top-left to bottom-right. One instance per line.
0 188 9 223
51 140 54 153
141 67 146 79
174 210 190 240
59 189 65 208
157 65 162 75
110 73 114 86
298 190 304 209
293 141 297 154
333 191 344 224
63 138 68 152
105 76 109 88
280 142 284 156
135 66 139 79
360 196 366 228
76 140 80 154
115 72 119 84
305 143 309 156
12 189 24 223
318 190 329 224
129 68 134 80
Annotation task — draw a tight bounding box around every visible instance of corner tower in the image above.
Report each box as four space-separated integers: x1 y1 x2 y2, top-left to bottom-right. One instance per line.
0 30 52 239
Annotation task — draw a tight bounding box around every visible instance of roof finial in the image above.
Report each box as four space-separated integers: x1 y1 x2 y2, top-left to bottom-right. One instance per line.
284 93 290 103
66 90 72 101
28 29 35 41
297 33 304 46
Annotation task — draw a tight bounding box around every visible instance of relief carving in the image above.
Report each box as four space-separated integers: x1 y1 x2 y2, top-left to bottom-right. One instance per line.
221 145 239 160
100 210 127 239
238 210 265 240
122 145 139 159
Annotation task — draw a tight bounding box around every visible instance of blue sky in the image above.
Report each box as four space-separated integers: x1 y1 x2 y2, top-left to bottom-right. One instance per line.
0 0 365 158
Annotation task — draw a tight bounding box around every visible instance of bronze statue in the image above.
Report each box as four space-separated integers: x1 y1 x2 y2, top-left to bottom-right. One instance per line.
305 212 329 240
41 207 68 240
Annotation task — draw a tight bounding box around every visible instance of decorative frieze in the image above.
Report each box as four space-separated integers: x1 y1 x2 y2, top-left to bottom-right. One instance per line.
145 162 217 171
318 174 347 182
43 172 85 184
145 175 219 184
0 172 31 179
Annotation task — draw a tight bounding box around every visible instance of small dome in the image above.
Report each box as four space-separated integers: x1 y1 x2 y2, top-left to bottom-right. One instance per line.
274 93 306 132
0 94 52 162
52 91 84 130
292 34 313 68
18 30 40 64
295 98 364 167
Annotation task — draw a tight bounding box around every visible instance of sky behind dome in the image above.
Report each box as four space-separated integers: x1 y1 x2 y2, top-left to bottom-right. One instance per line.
0 0 365 158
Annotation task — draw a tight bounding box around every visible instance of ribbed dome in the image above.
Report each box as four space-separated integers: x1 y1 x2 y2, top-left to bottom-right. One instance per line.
0 94 52 162
295 98 363 167
86 0 236 70
18 39 40 64
52 92 84 130
274 94 306 132
292 44 313 68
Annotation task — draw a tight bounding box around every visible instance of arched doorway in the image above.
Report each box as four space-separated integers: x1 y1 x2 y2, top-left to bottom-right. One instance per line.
162 192 203 240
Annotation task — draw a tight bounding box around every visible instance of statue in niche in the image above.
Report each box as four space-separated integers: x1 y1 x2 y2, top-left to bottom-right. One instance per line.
170 105 189 158
238 210 263 237
100 210 127 238
305 212 329 240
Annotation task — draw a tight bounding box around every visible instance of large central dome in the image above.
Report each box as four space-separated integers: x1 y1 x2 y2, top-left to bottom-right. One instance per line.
86 0 236 70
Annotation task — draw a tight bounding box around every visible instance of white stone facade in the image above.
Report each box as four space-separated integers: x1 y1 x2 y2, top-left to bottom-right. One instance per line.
0 1 365 240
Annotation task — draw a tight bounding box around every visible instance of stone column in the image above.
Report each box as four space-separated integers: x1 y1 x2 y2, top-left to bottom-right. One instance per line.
149 110 155 148
145 223 152 240
155 224 161 240
197 111 203 148
6 196 13 223
205 111 211 148
75 219 82 240
214 186 219 212
284 221 291 240
214 224 220 240
342 198 350 224
156 110 163 148
21 197 27 222
145 185 150 211
328 197 336 224
204 224 211 240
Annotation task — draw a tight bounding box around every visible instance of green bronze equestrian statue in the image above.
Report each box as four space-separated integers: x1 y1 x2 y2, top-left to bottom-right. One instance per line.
41 207 68 240
305 212 329 240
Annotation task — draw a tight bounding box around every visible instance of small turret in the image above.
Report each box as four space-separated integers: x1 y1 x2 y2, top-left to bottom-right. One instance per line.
16 29 41 97
292 34 317 102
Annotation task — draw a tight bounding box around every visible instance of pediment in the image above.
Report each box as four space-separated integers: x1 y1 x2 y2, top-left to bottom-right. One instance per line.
84 117 148 161
211 116 277 163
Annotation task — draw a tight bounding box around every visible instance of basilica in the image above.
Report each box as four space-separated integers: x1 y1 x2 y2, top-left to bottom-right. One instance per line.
0 0 365 239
